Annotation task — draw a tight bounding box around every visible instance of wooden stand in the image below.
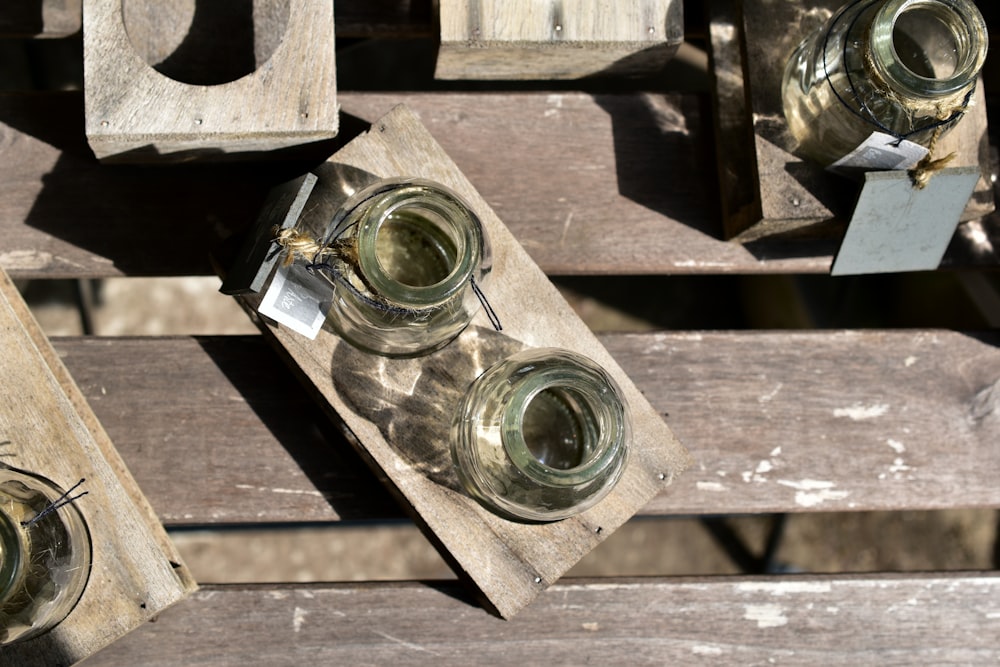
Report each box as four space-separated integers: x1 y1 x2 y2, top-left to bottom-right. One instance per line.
710 0 994 241
0 0 80 38
0 268 196 666
230 105 691 619
436 0 683 80
83 0 338 161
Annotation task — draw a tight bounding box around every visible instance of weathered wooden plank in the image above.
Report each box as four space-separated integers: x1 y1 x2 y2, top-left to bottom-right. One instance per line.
3 91 998 277
85 574 1000 665
436 0 683 79
0 269 195 665
83 0 338 161
54 330 1000 524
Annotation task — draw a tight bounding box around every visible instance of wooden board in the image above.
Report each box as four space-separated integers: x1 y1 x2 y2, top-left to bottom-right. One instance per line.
0 269 195 665
54 330 1000 525
85 574 1000 665
436 0 683 79
712 0 994 241
3 91 998 278
0 0 81 38
230 105 691 618
83 0 338 161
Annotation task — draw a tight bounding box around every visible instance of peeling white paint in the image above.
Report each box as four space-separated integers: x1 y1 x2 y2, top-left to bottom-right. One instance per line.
697 481 728 492
0 250 54 270
759 383 783 403
770 446 782 457
833 403 889 420
887 439 906 454
582 622 600 632
904 356 918 367
777 480 849 507
738 581 832 595
293 606 308 633
235 484 324 497
756 460 773 474
744 604 788 628
692 645 724 656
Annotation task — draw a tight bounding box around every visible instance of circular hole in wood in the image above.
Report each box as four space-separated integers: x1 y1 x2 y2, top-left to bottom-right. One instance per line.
122 0 289 85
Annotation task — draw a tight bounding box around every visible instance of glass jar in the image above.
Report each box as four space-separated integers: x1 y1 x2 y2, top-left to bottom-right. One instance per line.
782 0 988 167
0 467 91 645
315 178 492 357
451 348 630 522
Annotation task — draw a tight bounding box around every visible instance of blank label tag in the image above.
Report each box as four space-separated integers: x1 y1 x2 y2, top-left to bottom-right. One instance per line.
831 166 980 276
258 262 333 339
828 132 928 177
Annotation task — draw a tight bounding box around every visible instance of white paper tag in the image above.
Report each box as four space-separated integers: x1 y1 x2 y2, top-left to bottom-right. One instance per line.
830 166 980 276
828 132 929 176
258 262 332 339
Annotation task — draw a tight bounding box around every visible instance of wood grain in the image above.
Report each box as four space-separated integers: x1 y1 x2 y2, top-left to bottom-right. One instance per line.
230 105 690 618
0 0 81 38
85 574 1000 665
0 269 195 666
5 91 998 277
53 330 1000 524
436 0 683 79
83 0 338 161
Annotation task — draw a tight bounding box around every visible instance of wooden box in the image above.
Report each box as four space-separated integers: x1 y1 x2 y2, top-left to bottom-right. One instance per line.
0 268 195 665
710 0 994 241
83 0 338 162
436 0 683 80
228 105 691 618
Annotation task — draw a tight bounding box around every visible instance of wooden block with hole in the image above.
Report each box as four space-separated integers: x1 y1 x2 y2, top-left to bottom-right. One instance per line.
435 0 683 80
0 0 81 38
0 267 196 666
83 0 338 161
227 105 691 618
711 0 993 241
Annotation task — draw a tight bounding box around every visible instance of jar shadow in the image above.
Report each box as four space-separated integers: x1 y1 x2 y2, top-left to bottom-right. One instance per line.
330 326 524 492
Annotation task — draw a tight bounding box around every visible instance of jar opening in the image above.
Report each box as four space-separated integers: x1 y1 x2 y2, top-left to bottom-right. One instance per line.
374 205 460 288
892 6 960 80
521 387 596 471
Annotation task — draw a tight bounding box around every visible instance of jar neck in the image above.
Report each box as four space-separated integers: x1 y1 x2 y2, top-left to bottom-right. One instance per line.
867 0 987 107
351 181 483 310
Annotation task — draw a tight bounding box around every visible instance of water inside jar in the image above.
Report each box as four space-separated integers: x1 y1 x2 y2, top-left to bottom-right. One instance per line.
521 388 597 470
374 208 459 288
892 7 960 79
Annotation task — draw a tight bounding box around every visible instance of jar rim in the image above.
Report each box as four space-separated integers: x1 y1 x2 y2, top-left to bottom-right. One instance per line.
353 180 484 309
0 505 23 606
500 358 627 487
870 0 988 99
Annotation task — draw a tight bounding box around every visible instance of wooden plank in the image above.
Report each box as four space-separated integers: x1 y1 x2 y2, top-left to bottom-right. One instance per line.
4 91 998 278
53 330 1000 524
436 0 683 80
229 105 690 618
83 0 338 161
85 574 1000 665
720 0 994 241
0 269 195 665
0 0 81 38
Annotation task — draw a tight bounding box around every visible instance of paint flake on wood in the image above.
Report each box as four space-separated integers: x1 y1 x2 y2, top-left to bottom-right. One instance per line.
710 0 993 241
436 0 683 79
229 105 691 618
0 267 195 665
83 0 338 161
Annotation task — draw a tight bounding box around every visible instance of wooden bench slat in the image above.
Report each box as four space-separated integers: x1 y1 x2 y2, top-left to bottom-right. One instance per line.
84 573 1000 665
53 330 1000 524
4 92 996 278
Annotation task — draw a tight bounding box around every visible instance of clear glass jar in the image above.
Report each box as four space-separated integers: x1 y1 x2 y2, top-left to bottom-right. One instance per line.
0 467 91 645
451 348 630 522
315 178 492 357
782 0 988 167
